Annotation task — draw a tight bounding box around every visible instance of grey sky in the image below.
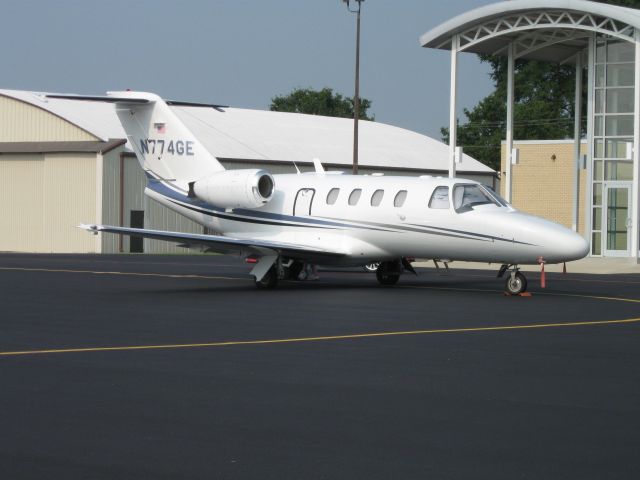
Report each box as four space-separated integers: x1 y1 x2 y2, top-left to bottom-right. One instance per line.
2 0 497 139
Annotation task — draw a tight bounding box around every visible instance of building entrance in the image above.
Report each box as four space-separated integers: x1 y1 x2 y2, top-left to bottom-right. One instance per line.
603 183 632 256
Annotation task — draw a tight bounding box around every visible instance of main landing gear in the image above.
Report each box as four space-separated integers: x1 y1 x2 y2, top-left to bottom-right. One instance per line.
253 259 306 289
375 258 416 286
498 264 528 295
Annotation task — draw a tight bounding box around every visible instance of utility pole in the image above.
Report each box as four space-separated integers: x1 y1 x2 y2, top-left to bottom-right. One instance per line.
343 0 364 175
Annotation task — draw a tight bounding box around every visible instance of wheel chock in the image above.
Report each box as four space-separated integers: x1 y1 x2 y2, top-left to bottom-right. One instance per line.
503 291 533 297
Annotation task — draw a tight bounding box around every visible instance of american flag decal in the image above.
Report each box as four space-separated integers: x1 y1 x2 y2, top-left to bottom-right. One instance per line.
154 123 166 134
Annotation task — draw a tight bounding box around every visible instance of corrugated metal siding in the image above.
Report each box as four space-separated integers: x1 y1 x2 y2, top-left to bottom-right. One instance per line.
0 95 98 142
101 148 123 253
121 156 145 252
118 156 203 253
0 154 46 251
0 153 98 252
43 153 97 252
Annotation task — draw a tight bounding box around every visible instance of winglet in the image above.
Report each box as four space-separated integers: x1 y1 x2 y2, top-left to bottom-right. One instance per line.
78 224 101 235
313 158 325 174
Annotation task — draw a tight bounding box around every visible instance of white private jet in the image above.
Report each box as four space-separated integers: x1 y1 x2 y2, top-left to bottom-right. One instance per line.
49 91 589 294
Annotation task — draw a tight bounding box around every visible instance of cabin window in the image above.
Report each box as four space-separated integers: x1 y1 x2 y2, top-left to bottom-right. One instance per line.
326 188 340 205
394 190 407 207
453 184 500 213
371 189 384 206
348 189 362 206
429 186 450 209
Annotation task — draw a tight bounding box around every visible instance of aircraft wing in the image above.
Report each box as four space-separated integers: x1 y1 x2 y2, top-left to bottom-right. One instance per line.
79 224 346 260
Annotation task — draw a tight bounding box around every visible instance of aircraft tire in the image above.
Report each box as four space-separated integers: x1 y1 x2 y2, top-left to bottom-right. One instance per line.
505 271 527 295
287 261 304 280
255 266 278 289
376 270 400 286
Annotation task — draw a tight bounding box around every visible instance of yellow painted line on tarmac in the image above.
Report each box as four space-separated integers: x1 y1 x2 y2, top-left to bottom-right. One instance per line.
0 266 244 282
1 317 639 357
398 284 640 304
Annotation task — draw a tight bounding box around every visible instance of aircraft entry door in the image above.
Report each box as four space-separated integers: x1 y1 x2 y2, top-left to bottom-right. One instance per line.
294 189 315 216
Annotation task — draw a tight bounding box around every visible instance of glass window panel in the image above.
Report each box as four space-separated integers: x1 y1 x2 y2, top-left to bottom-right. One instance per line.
394 190 407 208
326 188 339 205
593 183 602 206
594 140 604 159
593 207 602 231
596 65 605 87
606 41 634 63
606 64 635 87
608 233 628 251
429 186 450 209
605 88 634 113
605 161 634 180
594 116 603 137
596 42 606 63
592 231 602 255
370 189 384 207
595 89 604 114
605 139 633 159
348 188 362 206
605 115 634 136
594 160 603 180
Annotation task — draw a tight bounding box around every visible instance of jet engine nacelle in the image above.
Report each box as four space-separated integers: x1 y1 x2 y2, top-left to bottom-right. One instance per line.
189 169 275 209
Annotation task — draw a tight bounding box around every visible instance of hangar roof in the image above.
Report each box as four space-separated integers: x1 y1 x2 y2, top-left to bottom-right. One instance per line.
0 89 494 174
420 0 640 63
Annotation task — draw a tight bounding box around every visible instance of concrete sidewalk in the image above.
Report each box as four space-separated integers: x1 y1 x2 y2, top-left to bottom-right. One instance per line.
414 257 640 275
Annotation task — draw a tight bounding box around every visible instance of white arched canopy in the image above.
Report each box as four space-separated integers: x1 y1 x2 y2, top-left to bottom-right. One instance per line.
420 0 640 261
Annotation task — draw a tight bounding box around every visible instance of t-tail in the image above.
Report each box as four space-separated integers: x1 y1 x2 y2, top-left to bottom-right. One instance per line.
109 91 225 188
47 91 274 208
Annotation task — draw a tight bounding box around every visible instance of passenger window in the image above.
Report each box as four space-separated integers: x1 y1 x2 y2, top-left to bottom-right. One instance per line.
394 190 407 208
348 188 362 206
326 188 339 205
429 186 450 209
371 189 384 206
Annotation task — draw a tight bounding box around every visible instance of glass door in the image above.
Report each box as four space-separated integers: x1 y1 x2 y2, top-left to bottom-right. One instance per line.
603 183 632 256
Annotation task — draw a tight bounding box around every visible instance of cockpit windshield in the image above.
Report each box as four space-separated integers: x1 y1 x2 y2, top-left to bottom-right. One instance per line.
453 184 503 213
482 185 510 207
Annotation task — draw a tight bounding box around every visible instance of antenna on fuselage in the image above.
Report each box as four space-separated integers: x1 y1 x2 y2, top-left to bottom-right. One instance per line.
312 158 325 175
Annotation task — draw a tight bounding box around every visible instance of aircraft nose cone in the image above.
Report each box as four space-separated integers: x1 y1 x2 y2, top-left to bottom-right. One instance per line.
558 230 590 261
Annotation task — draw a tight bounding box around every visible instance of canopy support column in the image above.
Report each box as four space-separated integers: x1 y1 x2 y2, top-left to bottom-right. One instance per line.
632 29 640 260
449 35 459 179
505 42 515 202
572 53 583 232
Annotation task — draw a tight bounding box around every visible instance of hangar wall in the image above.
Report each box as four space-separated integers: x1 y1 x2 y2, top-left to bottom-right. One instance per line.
0 152 99 252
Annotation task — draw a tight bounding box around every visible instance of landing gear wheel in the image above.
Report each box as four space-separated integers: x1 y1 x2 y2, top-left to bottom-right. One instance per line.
505 271 527 295
376 260 402 286
255 266 278 289
287 261 304 280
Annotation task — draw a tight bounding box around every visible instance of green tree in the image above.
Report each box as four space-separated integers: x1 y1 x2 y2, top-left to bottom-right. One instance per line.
270 87 374 121
442 0 640 171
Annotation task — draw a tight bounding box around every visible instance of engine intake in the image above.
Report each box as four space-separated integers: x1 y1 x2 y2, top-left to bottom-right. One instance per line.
189 169 274 209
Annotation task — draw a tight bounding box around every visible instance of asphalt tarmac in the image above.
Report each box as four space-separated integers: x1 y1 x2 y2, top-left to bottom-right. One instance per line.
0 253 639 480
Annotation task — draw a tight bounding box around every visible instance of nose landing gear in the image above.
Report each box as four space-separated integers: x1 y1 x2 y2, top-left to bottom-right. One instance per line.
498 264 528 295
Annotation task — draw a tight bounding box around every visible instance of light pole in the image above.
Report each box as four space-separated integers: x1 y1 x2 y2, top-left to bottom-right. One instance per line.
343 0 364 175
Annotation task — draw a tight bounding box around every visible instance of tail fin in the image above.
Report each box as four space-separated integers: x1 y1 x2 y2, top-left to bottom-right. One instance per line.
48 91 225 188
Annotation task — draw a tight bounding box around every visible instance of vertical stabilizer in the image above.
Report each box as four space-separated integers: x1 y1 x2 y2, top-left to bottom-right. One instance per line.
109 91 225 188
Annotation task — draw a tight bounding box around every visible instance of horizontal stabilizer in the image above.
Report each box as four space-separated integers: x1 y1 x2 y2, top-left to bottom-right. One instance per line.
46 94 150 104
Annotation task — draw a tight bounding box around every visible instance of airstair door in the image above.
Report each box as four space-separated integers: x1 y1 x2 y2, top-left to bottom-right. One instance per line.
294 188 315 216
